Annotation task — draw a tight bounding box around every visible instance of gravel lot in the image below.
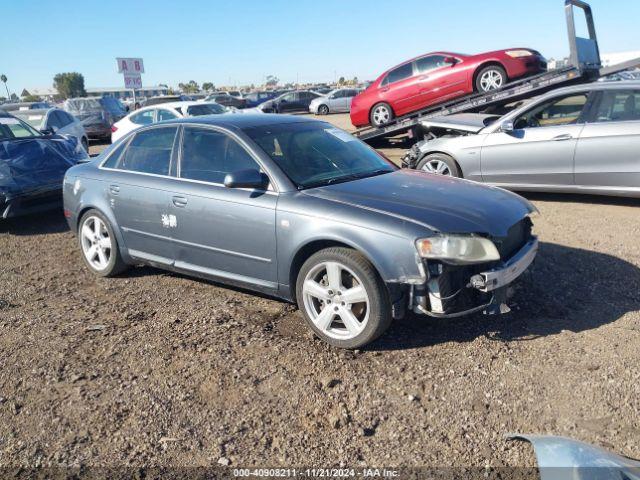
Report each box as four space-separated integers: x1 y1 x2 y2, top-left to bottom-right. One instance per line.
1 113 639 472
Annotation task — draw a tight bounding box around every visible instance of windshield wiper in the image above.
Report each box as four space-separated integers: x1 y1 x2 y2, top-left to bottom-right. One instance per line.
299 169 394 190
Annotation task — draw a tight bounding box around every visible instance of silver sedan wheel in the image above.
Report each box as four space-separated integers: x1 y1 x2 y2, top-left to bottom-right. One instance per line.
421 159 452 176
479 69 504 91
302 261 370 340
372 105 391 126
80 216 112 271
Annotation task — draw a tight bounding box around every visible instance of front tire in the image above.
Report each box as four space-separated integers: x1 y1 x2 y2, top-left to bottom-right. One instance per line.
318 104 329 115
416 153 461 177
296 247 392 349
369 102 394 127
78 209 128 277
475 65 507 93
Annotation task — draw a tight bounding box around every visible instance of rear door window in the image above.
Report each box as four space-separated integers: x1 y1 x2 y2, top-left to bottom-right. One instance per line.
591 90 640 122
113 126 177 175
384 63 414 85
157 109 178 121
130 109 155 125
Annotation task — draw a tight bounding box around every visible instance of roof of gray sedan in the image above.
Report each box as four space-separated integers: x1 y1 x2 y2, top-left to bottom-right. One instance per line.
174 113 318 129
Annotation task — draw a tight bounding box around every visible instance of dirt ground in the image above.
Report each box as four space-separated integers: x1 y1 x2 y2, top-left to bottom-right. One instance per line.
1 113 639 473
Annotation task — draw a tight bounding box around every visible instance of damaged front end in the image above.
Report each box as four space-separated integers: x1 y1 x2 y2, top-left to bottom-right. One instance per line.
408 216 537 318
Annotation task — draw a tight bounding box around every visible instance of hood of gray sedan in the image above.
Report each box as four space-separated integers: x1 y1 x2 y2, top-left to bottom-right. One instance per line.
303 169 535 237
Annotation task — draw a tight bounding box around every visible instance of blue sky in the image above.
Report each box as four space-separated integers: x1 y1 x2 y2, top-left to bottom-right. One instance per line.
1 0 639 92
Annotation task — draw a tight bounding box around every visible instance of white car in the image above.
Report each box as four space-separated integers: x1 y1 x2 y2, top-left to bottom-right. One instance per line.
111 101 231 142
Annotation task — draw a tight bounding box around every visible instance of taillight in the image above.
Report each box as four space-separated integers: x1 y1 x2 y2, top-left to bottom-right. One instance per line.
111 125 118 132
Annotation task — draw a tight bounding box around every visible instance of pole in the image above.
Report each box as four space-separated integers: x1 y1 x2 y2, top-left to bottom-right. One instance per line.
132 88 136 109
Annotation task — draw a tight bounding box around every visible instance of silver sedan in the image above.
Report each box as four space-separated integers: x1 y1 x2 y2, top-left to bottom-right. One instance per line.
403 82 640 197
309 88 361 115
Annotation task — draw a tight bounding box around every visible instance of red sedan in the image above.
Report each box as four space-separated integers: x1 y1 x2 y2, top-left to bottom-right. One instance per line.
350 49 546 128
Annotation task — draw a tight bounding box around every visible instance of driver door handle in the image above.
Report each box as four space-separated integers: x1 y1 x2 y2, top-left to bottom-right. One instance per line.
552 134 573 141
172 196 188 208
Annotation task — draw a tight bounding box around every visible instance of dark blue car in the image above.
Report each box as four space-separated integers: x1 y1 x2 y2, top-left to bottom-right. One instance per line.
243 91 280 108
0 111 89 218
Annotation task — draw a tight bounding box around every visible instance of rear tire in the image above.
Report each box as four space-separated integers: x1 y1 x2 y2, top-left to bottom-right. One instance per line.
416 153 461 177
296 247 392 349
475 65 507 93
78 209 128 277
369 102 394 127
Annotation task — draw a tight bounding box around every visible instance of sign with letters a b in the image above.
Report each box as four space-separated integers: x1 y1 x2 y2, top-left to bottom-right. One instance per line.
116 58 145 74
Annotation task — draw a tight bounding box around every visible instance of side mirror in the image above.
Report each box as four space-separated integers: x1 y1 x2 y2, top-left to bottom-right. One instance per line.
280 98 287 103
41 127 55 135
224 168 268 189
444 56 458 65
500 121 514 133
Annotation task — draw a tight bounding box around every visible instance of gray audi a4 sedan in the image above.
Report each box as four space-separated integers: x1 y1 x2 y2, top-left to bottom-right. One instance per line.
403 82 640 198
63 114 538 348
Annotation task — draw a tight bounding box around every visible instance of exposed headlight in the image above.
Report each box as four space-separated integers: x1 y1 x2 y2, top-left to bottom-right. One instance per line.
416 235 500 264
505 49 534 58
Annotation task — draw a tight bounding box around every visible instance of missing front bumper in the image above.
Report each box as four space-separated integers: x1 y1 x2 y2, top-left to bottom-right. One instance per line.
412 237 538 318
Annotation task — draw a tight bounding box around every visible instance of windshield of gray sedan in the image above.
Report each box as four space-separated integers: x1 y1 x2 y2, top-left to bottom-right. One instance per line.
243 122 396 189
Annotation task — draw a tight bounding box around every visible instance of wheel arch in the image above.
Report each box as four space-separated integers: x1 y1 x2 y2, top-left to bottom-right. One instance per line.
472 61 508 91
288 238 388 302
417 150 465 177
76 204 131 263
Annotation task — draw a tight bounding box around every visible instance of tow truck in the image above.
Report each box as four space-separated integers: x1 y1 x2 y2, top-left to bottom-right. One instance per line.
353 0 640 145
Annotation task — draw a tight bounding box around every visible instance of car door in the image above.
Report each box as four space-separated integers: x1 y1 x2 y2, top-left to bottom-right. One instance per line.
329 90 347 112
414 55 465 107
278 92 298 113
100 125 178 265
574 89 640 191
46 110 64 134
60 111 85 142
480 92 591 187
382 62 420 115
166 125 278 287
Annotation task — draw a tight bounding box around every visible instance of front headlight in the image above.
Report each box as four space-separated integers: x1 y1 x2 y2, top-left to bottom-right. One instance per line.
416 235 500 264
505 49 534 58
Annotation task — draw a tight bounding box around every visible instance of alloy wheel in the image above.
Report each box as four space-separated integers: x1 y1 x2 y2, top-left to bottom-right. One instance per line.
372 105 391 126
421 159 452 176
302 261 370 340
479 69 504 91
80 216 112 271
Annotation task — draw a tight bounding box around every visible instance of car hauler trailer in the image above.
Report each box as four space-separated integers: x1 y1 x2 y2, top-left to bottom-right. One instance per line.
353 0 640 144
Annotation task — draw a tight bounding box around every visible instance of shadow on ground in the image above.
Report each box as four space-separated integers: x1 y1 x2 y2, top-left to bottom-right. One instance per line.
369 241 640 351
0 210 70 235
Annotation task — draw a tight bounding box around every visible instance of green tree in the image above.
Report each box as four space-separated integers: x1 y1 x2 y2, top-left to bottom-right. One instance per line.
178 80 200 94
23 95 42 102
53 72 86 99
0 74 9 99
202 82 214 92
338 76 345 85
265 75 279 87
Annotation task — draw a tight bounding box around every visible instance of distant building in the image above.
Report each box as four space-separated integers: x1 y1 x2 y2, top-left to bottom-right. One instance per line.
86 85 169 100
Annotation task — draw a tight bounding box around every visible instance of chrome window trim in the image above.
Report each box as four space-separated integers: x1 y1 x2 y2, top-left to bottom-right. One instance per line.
98 122 279 194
